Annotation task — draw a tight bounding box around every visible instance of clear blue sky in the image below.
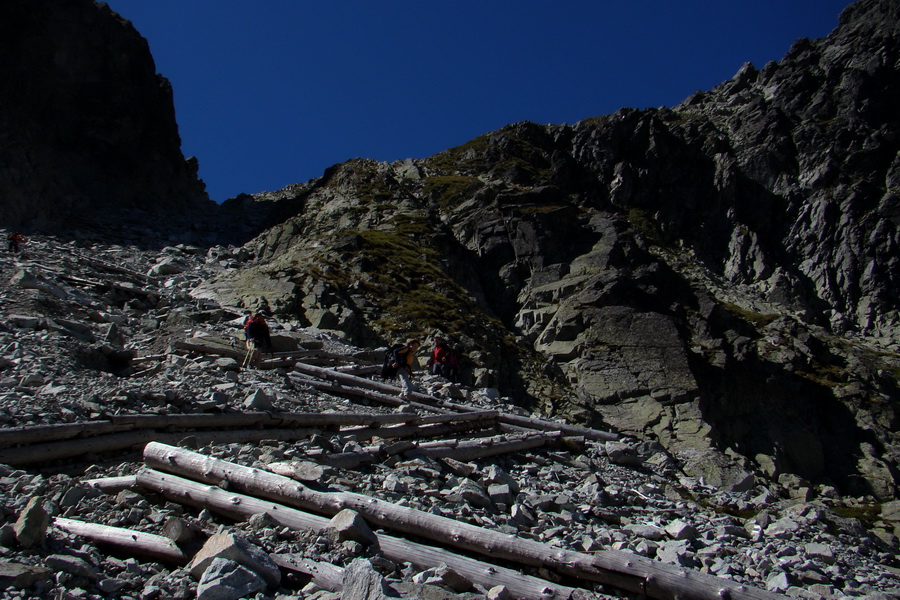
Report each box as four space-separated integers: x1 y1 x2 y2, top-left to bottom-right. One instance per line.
103 1 852 203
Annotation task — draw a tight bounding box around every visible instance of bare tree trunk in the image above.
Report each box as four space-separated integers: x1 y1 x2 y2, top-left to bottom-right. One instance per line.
135 468 582 600
83 475 138 494
270 555 344 593
0 428 320 466
142 443 787 600
291 362 618 441
53 517 187 564
410 430 563 461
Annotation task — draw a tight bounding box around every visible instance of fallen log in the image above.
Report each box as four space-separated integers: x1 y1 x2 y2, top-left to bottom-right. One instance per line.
0 421 125 448
270 555 344 593
142 442 786 600
291 362 619 441
409 430 563 461
135 468 582 600
108 411 416 430
343 415 500 444
53 517 186 564
83 475 138 494
0 427 319 466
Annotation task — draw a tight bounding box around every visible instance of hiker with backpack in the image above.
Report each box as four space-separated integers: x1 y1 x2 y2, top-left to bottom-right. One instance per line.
243 311 272 368
391 339 420 401
7 232 24 253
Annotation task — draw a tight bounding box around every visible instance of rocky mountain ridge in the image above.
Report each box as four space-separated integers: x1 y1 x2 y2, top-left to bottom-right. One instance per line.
0 231 897 599
197 0 899 504
0 0 897 566
0 0 215 237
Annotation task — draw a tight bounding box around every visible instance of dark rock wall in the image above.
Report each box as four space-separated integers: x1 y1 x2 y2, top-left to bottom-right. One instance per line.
0 0 210 233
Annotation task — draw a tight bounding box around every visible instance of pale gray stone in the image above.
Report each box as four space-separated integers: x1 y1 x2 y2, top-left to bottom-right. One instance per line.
196 558 266 600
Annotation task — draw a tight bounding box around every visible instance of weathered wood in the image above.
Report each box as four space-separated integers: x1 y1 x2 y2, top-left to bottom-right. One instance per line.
108 411 416 430
135 468 581 600
291 362 619 441
162 517 202 545
0 411 458 454
343 415 499 443
0 427 319 466
83 475 138 494
53 517 186 564
0 421 126 448
142 443 787 600
409 430 563 461
270 555 344 593
174 340 246 361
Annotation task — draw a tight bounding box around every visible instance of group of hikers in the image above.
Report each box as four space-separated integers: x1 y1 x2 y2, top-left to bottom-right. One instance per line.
385 335 463 401
240 308 462 404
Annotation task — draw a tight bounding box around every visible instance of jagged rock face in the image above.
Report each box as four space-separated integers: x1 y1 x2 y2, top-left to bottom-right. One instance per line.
0 0 212 235
201 0 900 500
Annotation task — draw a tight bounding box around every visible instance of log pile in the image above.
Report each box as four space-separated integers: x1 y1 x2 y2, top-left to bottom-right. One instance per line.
63 442 787 600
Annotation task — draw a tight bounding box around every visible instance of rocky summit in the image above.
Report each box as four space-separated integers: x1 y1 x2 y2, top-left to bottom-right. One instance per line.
0 0 898 599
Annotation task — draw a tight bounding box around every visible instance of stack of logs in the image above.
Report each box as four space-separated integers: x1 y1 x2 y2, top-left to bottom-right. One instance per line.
54 442 789 600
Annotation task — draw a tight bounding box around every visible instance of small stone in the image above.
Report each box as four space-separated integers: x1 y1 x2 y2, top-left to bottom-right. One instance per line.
665 519 700 540
327 509 378 546
487 585 512 600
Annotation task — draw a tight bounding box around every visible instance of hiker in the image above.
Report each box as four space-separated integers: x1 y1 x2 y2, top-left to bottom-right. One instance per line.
391 338 420 400
426 336 450 376
443 343 463 383
243 311 271 368
7 232 24 253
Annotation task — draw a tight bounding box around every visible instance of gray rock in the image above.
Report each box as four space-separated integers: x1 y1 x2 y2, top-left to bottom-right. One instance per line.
665 519 700 540
327 509 378 546
44 554 98 581
342 558 394 600
196 558 267 600
188 532 280 590
0 562 53 590
243 389 274 411
13 497 48 549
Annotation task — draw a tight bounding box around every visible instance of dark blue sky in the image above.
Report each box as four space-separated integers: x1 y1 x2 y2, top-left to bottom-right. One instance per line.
104 1 852 202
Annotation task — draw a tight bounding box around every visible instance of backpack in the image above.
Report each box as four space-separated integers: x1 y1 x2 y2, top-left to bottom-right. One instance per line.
380 343 405 379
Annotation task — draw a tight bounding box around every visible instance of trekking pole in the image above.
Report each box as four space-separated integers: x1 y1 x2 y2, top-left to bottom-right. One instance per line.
242 346 253 369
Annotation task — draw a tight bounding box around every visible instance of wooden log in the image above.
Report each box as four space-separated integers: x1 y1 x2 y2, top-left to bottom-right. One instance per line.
343 416 499 443
409 430 562 461
270 555 344 593
83 475 138 494
0 421 127 448
0 427 319 466
174 340 246 360
291 362 619 441
53 517 186 564
135 468 581 600
108 411 415 430
143 442 787 600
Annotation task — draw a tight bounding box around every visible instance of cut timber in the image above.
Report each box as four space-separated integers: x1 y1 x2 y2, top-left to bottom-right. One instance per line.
0 421 124 448
53 517 186 564
0 427 319 466
343 415 500 443
135 468 581 600
291 362 619 441
270 555 343 593
142 443 787 600
83 475 138 494
410 430 563 461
